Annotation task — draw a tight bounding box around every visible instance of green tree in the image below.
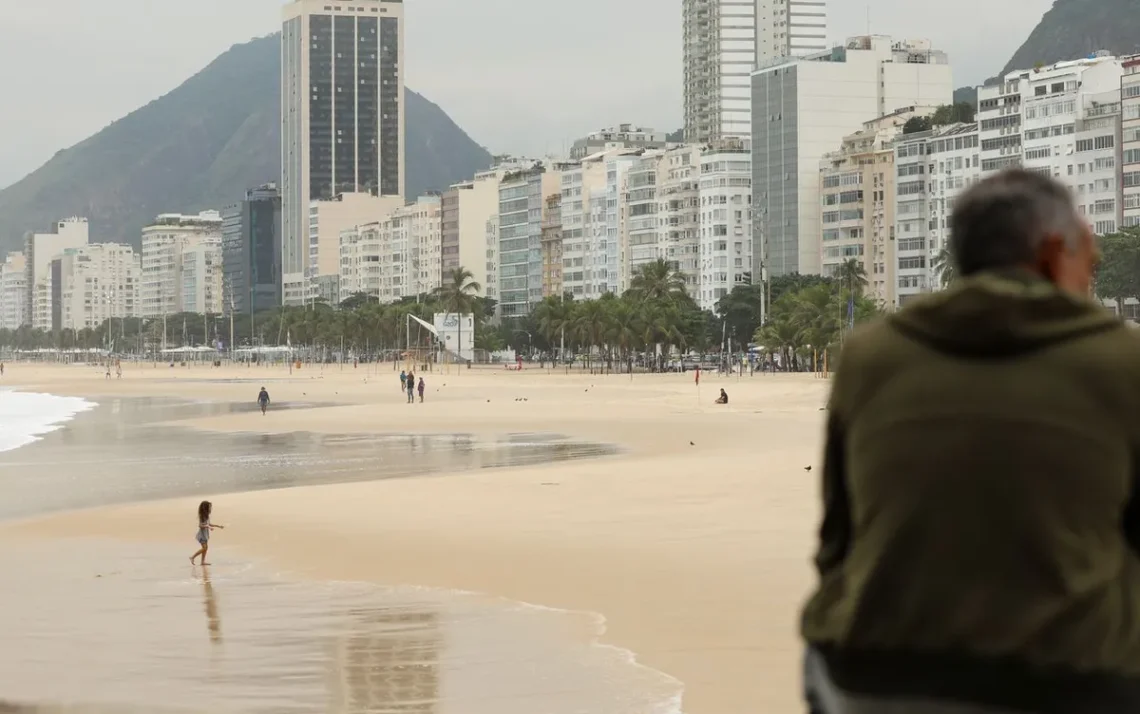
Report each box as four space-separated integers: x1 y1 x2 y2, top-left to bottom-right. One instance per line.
931 246 957 288
628 259 688 304
833 258 868 298
903 116 933 134
1096 228 1140 316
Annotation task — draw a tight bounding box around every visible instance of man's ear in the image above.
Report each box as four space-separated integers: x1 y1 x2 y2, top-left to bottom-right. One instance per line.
1034 235 1067 283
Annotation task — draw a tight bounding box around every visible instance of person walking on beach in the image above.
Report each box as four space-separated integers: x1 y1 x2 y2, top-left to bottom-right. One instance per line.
417 377 425 403
405 371 415 404
190 500 224 565
400 370 407 392
257 386 270 415
800 169 1140 714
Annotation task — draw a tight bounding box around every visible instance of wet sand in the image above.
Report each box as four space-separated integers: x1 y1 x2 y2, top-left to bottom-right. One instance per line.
0 363 830 713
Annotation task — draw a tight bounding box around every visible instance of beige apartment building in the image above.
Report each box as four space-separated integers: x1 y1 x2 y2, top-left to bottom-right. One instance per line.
309 192 404 305
57 243 141 331
819 115 906 307
540 193 563 298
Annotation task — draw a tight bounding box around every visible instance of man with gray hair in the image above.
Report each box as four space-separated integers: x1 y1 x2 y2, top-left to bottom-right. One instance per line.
802 169 1140 713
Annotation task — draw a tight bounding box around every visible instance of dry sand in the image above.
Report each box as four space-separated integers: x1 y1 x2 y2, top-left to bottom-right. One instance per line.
1 361 830 713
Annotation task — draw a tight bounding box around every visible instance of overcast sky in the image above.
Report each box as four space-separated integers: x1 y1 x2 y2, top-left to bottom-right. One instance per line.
0 0 1052 188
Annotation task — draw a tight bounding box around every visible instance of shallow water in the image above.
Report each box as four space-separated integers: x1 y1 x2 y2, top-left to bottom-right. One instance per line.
0 541 681 714
0 398 618 521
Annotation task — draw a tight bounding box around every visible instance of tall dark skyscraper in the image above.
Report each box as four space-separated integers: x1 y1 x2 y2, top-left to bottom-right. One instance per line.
281 0 405 306
222 184 283 315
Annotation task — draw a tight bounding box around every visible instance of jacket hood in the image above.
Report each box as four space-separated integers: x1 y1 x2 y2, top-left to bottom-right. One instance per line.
889 270 1122 358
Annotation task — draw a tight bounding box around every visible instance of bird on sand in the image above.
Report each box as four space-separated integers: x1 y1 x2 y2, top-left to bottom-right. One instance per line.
804 465 813 472
690 441 695 446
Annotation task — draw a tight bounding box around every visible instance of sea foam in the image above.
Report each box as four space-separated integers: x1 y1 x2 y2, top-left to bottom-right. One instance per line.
0 390 95 453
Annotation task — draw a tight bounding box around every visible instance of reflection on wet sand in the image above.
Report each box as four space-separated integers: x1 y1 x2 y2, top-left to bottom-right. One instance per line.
330 609 440 714
199 568 222 646
0 541 680 714
0 398 618 522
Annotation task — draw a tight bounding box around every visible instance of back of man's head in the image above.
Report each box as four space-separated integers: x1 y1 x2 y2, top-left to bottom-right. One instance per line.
949 169 1086 279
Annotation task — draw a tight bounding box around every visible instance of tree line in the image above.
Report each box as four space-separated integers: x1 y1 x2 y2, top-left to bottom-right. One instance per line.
0 259 886 369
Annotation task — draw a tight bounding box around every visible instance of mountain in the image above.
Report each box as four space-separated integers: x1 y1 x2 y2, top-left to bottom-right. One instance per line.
955 0 1140 106
1001 0 1140 77
0 34 492 255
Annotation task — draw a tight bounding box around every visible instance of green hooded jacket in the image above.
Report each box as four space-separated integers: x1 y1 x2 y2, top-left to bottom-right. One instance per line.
803 270 1140 712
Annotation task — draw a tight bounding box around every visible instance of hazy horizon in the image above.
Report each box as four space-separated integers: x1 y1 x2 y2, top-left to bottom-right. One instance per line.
0 0 1052 189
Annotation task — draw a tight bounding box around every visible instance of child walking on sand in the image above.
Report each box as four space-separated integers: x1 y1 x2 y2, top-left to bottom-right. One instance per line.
190 500 224 565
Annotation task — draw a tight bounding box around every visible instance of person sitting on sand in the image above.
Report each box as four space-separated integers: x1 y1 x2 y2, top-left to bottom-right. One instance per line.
190 500 224 565
257 387 270 415
715 388 728 405
802 170 1135 714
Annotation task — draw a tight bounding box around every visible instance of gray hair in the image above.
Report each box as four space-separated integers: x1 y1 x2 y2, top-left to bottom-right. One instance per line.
949 169 1085 277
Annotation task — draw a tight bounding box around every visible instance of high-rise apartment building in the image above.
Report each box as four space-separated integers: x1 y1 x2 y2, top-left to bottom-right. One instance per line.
752 36 952 278
0 253 27 330
683 0 756 143
498 163 560 318
755 0 828 65
655 145 703 293
56 244 140 331
281 0 405 305
24 217 89 330
222 184 283 315
698 140 753 310
140 212 224 318
623 152 661 286
1123 55 1140 229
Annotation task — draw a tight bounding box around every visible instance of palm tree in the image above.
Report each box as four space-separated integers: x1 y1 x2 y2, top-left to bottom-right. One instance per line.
628 259 688 303
435 266 482 363
571 300 608 372
533 294 574 357
606 299 641 375
931 246 956 288
834 258 868 298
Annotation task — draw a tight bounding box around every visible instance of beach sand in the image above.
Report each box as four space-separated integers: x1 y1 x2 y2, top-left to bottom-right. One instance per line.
0 362 829 713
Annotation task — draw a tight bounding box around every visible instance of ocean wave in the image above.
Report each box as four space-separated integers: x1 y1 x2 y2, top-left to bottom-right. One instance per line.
0 390 95 453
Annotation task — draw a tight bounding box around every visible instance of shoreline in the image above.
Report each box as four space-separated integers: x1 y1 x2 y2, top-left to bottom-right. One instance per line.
0 364 828 713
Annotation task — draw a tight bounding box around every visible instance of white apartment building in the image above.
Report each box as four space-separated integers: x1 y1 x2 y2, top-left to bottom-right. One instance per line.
683 0 756 143
25 217 89 330
179 239 224 315
623 151 661 288
140 211 223 318
569 125 670 160
892 131 932 305
558 157 607 299
1122 55 1140 229
926 123 981 288
559 150 639 299
654 145 702 292
307 192 403 305
57 243 141 331
0 253 27 330
889 123 981 306
698 140 753 310
977 54 1121 181
498 163 561 318
281 0 406 307
338 196 442 304
1074 92 1122 236
755 0 828 64
752 36 952 278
